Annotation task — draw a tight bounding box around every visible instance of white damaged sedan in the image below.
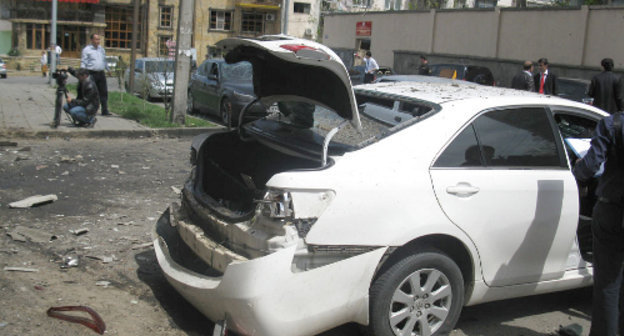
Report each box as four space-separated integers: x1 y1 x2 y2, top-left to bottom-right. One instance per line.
153 36 603 336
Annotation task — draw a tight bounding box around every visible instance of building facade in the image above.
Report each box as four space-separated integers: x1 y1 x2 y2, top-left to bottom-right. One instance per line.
0 0 282 65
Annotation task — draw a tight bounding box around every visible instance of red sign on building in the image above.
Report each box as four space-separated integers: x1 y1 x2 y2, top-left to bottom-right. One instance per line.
356 21 372 36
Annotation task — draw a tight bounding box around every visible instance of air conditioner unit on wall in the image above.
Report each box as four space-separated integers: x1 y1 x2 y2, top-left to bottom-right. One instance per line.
304 28 312 36
265 13 276 21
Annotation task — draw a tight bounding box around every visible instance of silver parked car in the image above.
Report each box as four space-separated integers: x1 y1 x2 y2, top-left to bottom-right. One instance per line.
0 58 7 78
124 58 174 100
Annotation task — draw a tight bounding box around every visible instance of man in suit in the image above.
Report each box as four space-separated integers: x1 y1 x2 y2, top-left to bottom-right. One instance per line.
588 58 623 114
511 60 535 91
534 58 557 95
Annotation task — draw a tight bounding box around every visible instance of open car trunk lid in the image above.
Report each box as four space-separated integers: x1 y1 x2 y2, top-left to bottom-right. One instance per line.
216 36 361 130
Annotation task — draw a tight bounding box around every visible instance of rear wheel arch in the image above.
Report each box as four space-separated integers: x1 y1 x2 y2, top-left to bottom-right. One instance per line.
373 235 475 297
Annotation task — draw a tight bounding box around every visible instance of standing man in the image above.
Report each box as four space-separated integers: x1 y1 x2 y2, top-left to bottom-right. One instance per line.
511 60 535 92
573 111 624 336
55 44 62 65
588 58 624 114
534 58 557 95
418 55 431 76
363 51 379 84
81 33 110 116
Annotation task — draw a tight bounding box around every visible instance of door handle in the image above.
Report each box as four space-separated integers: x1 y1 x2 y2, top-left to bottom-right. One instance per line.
446 182 480 197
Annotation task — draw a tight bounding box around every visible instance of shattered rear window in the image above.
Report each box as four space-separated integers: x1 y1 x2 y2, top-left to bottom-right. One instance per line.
262 93 436 149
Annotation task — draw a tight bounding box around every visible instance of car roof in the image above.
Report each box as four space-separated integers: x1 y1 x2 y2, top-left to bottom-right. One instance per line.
355 81 605 113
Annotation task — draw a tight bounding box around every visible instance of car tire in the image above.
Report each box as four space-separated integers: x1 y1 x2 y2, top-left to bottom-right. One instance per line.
187 91 197 115
220 98 232 128
1 74 6 79
368 250 464 336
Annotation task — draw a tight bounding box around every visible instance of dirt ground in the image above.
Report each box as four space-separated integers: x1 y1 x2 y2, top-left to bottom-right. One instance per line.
0 137 594 336
0 137 213 336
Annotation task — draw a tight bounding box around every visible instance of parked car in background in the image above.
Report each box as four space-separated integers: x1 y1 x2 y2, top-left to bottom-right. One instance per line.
154 36 602 336
349 64 393 85
0 58 7 78
556 77 591 103
124 58 174 100
187 59 266 127
106 55 120 75
430 63 495 86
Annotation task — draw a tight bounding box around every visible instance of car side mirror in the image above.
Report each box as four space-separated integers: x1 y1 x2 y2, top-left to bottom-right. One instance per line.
207 73 218 81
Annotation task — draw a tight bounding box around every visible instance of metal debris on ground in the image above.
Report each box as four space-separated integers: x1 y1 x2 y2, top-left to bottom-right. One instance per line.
9 194 58 208
131 242 153 250
3 266 39 272
171 186 181 195
70 228 89 236
47 306 106 335
62 255 80 268
95 281 111 287
0 141 18 147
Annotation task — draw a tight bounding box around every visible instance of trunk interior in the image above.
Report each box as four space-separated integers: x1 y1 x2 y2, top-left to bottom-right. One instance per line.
193 131 320 218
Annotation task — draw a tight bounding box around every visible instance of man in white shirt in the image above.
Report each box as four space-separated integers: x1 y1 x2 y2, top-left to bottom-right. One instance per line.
55 44 62 65
363 51 379 84
81 33 111 116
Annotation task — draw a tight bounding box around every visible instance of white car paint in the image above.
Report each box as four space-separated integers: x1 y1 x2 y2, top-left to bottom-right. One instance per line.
154 36 608 336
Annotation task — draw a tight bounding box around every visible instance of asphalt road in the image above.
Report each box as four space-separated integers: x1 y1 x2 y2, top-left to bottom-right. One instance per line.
0 137 592 336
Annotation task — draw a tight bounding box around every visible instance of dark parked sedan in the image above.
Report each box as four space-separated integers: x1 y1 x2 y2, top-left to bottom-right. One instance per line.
556 77 591 103
187 59 266 127
430 64 495 86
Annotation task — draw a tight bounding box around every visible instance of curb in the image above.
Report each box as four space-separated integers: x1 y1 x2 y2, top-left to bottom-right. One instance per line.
0 126 222 139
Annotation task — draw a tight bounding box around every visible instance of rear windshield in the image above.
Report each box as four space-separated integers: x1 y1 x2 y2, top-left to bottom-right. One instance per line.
250 92 436 150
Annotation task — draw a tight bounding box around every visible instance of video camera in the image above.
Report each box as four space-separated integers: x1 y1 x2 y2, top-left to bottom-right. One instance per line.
52 68 69 86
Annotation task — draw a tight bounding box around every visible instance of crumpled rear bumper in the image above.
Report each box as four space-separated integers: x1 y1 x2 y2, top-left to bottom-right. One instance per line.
153 206 387 336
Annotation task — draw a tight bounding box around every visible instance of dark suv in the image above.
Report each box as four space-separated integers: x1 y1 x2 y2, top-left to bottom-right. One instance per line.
430 64 495 86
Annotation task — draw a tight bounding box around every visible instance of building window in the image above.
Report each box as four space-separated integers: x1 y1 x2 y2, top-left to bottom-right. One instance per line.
105 6 142 49
385 0 402 9
26 23 49 50
293 2 311 13
159 35 173 57
210 10 233 31
241 12 264 35
159 6 173 28
352 0 371 6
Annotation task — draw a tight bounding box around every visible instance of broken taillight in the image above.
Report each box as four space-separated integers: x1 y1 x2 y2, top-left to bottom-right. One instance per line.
279 44 330 61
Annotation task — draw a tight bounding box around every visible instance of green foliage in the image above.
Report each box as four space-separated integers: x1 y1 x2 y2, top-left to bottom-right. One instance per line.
108 91 214 128
7 48 20 56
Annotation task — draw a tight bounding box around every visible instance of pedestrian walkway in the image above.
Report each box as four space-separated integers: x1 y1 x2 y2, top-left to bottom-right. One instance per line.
0 76 212 138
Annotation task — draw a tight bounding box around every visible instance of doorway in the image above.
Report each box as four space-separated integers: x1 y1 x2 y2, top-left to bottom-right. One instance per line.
58 25 87 58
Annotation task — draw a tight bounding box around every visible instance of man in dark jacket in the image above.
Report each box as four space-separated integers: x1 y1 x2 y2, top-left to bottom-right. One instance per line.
418 55 431 76
64 67 99 127
588 58 624 114
573 112 624 336
534 58 557 95
511 60 535 92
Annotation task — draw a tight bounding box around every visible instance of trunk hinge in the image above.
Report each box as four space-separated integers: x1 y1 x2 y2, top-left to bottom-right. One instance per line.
322 120 349 167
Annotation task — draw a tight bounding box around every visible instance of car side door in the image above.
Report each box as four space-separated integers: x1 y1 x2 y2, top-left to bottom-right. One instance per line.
190 61 209 111
429 106 579 287
205 62 222 115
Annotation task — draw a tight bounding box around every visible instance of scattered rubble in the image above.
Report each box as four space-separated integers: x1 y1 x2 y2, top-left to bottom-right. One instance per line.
70 228 89 236
7 226 57 243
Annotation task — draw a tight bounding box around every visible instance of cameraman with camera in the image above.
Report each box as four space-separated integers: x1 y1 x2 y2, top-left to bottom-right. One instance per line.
63 67 100 127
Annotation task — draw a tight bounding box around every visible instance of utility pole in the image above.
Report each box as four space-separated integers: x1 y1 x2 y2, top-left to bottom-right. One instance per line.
49 0 57 85
128 0 140 93
282 0 290 34
170 0 195 124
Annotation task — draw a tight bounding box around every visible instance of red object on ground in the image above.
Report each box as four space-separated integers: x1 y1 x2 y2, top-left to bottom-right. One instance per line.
47 306 106 334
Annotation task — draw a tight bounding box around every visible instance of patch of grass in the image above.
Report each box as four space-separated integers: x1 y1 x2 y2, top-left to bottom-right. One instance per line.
66 84 213 128
109 91 215 128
